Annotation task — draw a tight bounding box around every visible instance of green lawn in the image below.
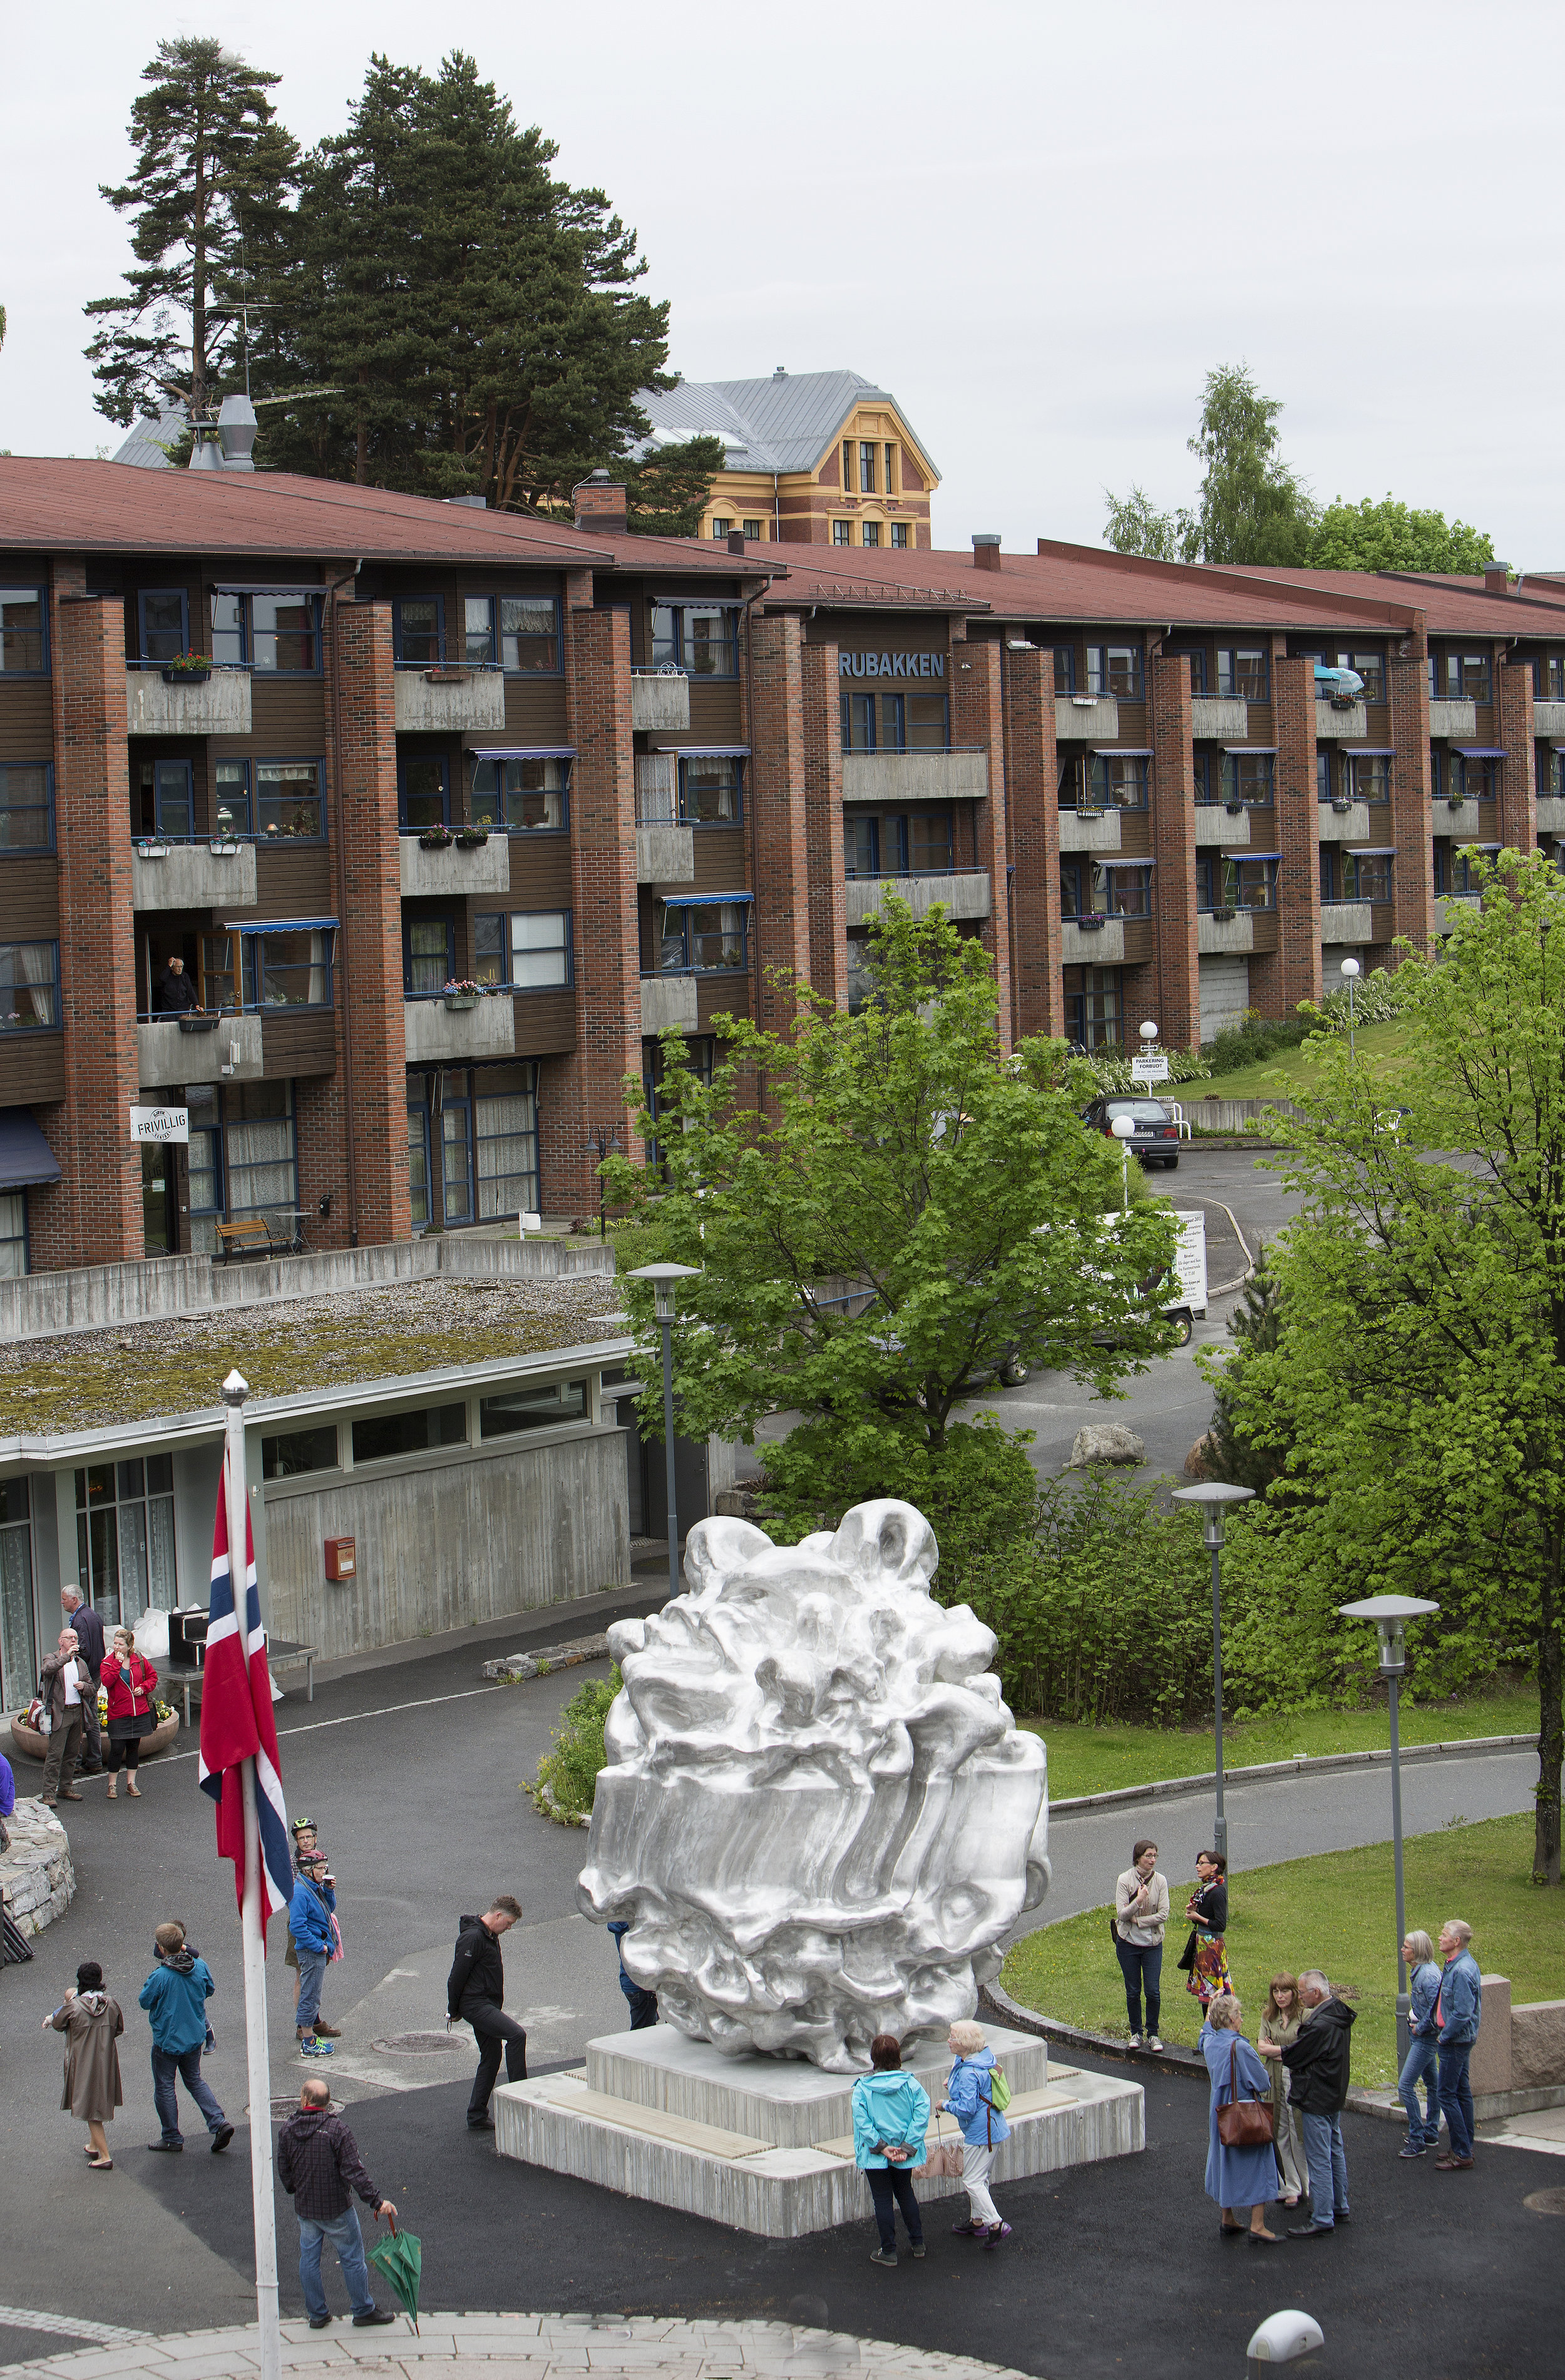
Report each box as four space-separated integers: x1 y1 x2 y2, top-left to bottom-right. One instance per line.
1002 1813 1554 2088
1192 1014 1417 1104
1027 1683 1536 1802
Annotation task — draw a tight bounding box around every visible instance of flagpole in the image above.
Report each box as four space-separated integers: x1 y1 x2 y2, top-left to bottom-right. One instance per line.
223 1369 282 2380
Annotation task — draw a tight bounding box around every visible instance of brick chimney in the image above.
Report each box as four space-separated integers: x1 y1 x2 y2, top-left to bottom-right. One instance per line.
573 471 628 534
1484 562 1512 595
972 533 1002 574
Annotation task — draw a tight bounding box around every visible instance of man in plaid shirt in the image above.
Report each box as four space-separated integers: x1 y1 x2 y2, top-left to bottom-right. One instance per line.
275 2077 399 2328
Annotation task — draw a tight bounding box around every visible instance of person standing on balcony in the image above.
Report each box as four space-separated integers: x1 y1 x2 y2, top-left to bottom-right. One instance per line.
156 956 200 1014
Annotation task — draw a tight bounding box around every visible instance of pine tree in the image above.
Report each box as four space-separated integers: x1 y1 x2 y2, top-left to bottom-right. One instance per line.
84 38 299 427
618 436 726 537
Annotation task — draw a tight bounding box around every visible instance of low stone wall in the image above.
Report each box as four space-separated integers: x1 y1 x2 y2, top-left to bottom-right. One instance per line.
1 1797 75 1936
1512 1999 1565 2088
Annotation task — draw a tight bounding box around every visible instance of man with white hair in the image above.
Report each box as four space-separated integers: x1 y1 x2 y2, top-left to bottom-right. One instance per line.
1280 1969 1355 2237
1434 1920 1482 2171
59 1587 105 1777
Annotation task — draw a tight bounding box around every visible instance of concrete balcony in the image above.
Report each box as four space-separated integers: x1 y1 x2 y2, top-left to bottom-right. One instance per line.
1062 918 1126 964
126 667 251 737
844 871 992 927
1537 796 1565 834
636 825 695 883
1190 696 1248 741
1534 700 1565 739
393 667 506 734
398 835 511 897
131 840 257 911
1320 901 1373 944
138 1014 262 1089
1315 700 1368 739
1054 695 1119 743
634 755 694 881
630 672 690 733
841 750 988 804
1058 807 1122 854
1429 699 1478 740
403 995 516 1064
1436 797 1484 837
1316 800 1373 844
639 975 699 1033
1194 805 1264 847
1197 911 1256 955
1434 894 1482 934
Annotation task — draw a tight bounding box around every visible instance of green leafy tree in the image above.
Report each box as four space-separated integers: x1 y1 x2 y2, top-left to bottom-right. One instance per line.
1105 364 1316 566
617 435 726 537
1102 484 1186 562
1208 854 1565 1882
605 902 1178 1546
261 52 672 510
84 37 299 426
1206 1240 1289 1491
1310 494 1496 575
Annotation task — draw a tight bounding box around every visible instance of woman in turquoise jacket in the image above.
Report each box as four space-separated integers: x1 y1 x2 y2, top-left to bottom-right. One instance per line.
851 2035 930 2267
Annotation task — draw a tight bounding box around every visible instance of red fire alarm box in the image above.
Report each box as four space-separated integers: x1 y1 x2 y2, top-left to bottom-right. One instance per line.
324 1536 356 1582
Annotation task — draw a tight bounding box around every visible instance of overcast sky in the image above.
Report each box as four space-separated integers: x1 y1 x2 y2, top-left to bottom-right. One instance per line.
4 0 1561 564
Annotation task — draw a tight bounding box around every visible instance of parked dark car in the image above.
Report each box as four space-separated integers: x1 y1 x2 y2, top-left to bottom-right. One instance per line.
1081 1094 1181 1170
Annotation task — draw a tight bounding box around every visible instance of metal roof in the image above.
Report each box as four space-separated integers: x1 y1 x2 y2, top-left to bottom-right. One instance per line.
113 409 188 470
630 370 939 481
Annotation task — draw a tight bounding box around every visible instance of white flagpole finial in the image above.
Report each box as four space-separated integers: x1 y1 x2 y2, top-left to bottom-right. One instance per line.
221 1369 250 1406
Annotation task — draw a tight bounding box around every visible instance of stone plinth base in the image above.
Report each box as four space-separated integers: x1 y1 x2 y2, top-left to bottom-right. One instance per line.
495 2023 1144 2237
0 1797 76 1935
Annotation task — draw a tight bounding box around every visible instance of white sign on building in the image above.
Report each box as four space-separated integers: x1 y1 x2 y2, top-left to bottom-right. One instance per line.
129 1105 190 1144
1130 1052 1171 1084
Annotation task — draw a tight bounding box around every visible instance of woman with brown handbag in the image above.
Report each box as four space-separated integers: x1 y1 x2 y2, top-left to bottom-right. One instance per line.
1200 1994 1281 2245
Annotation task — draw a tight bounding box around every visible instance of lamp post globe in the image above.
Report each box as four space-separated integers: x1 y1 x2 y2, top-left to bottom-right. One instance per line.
627 1262 702 1598
1339 954 1362 1060
1340 1593 1439 2065
1139 1020 1159 1043
1171 1481 1256 1864
1109 1110 1136 1213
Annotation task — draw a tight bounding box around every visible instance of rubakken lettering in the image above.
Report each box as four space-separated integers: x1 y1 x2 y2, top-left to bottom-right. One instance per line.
838 651 944 678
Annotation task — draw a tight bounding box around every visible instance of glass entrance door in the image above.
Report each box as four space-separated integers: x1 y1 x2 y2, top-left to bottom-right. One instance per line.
441 1100 473 1225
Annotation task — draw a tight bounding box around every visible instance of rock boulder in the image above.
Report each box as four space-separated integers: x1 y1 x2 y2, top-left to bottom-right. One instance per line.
1067 1423 1146 1468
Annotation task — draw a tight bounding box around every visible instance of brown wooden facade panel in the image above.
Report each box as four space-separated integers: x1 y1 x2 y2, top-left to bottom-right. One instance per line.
255 845 334 914
513 990 577 1055
690 828 748 891
262 1008 339 1078
505 837 575 905
0 1038 66 1103
0 684 55 761
1 857 61 937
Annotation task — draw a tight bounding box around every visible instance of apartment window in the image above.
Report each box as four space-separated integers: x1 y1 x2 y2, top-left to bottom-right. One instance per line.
1060 859 1101 919
859 442 877 494
1540 743 1565 797
890 523 909 549
1088 754 1149 809
885 443 896 494
0 763 53 851
460 595 560 672
213 757 251 839
134 757 193 840
1086 644 1144 698
471 754 568 832
862 521 881 548
680 756 742 824
138 589 188 663
1197 854 1276 911
1193 750 1214 804
74 1456 177 1628
742 519 763 541
0 1476 36 1716
842 440 853 488
262 1424 339 1480
1174 648 1209 694
352 1402 466 1464
658 898 751 972
206 926 335 1011
1345 852 1393 903
1104 863 1153 917
399 754 450 832
1316 752 1334 803
649 602 739 677
257 760 326 840
1054 646 1077 694
833 520 853 547
907 694 948 750
842 693 875 752
1216 648 1268 700
0 942 59 1030
475 1063 539 1218
210 592 320 671
1434 751 1497 803
1435 843 1493 897
1331 648 1385 703
480 1378 588 1439
407 1096 431 1230
1533 652 1565 701
185 1088 222 1250
512 910 572 989
842 691 947 753
0 588 46 673
1219 752 1275 807
0 1192 26 1280
1430 650 1492 703
844 816 879 878
1066 965 1122 1052
227 1081 297 1220
1350 754 1391 803
405 916 455 996
393 596 444 665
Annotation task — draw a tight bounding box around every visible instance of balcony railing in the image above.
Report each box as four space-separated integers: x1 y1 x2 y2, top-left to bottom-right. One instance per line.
393 666 506 733
136 1013 263 1087
125 666 252 737
131 839 257 911
844 869 991 926
630 670 690 733
841 748 988 802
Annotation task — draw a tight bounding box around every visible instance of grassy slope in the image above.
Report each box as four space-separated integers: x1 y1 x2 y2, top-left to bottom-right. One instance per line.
1192 1014 1415 1104
1028 1685 1537 1802
1002 1812 1552 2088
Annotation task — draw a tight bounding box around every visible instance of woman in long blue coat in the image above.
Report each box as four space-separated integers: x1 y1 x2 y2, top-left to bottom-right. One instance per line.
1200 1995 1281 2244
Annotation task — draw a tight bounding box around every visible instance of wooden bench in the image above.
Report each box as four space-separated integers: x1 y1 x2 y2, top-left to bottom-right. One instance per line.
215 1218 271 1264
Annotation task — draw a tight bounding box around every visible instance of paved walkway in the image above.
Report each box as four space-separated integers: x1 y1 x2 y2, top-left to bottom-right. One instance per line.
0 2314 1030 2380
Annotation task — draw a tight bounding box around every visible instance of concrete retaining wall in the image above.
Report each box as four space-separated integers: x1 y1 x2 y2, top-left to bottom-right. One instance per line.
0 1798 74 1936
1184 1095 1305 1133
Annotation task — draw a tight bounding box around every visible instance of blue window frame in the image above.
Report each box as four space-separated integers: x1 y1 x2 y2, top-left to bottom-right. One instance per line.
1066 964 1121 1051
405 915 456 996
138 588 189 664
844 815 879 877
1434 750 1497 803
1174 648 1209 694
0 762 54 851
1533 652 1565 701
0 941 59 1030
1539 742 1565 797
1219 752 1275 806
679 756 743 824
0 1190 28 1280
1086 643 1144 698
1197 854 1278 912
0 588 47 675
1060 859 1103 919
210 592 321 673
1088 753 1149 809
842 693 876 752
1192 750 1214 804
441 1098 474 1224
473 1063 540 1218
484 596 560 673
203 920 337 1011
256 759 326 842
655 896 752 973
185 1088 223 1252
650 603 739 678
1216 647 1268 700
1053 646 1077 694
471 911 573 990
470 755 569 833
1350 754 1391 803
225 1081 299 1223
393 596 444 666
134 757 193 840
1321 850 1393 904
399 753 450 832
1435 843 1495 897
213 758 251 839
407 1095 431 1230
1429 650 1492 703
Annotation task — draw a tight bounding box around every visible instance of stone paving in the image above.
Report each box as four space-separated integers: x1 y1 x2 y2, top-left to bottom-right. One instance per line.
0 2314 1035 2380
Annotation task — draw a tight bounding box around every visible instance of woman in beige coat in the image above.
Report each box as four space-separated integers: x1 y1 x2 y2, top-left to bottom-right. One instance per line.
44 1960 124 2168
1256 1971 1306 2207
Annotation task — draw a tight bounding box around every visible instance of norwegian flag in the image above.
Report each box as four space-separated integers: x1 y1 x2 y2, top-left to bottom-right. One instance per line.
198 1453 293 1934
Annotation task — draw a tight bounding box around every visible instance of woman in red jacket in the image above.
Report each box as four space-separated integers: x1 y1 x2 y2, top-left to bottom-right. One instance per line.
100 1628 159 1800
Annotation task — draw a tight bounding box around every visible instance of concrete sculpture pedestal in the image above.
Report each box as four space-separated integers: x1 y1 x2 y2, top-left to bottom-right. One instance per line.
495 2023 1143 2237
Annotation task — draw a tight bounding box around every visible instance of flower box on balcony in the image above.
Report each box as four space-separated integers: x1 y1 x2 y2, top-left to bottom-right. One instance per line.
1076 915 1106 932
424 667 471 684
1211 906 1236 923
454 829 490 849
1331 797 1353 813
178 1014 222 1034
419 827 454 849
443 995 478 1011
137 840 168 859
1224 800 1245 815
160 661 211 684
441 978 486 1011
1447 795 1464 809
208 840 242 857
1074 807 1102 821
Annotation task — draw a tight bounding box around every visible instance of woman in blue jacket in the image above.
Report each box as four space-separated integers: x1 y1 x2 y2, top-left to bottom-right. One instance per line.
942 2020 1011 2245
1200 1994 1280 2244
851 2035 930 2267
1397 1931 1443 2157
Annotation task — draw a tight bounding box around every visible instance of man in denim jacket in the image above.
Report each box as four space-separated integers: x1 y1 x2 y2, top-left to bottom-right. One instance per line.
1434 1919 1482 2170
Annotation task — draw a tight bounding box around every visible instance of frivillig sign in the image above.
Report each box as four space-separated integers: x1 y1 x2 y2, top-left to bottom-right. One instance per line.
838 651 945 679
129 1105 189 1144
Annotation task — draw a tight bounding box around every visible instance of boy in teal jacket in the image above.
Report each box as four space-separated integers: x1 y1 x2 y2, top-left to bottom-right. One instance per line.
140 1921 232 2152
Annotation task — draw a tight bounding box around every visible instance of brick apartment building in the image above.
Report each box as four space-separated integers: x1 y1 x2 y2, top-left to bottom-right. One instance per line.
3 454 1563 1283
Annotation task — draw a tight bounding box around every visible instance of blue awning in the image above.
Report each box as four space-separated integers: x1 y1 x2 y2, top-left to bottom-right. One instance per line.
653 744 751 758
1090 746 1152 757
467 745 575 758
1353 847 1398 857
1350 745 1396 756
0 1108 61 1188
1223 744 1278 755
1100 856 1156 869
222 916 339 934
660 891 753 907
1228 850 1281 862
1452 745 1506 758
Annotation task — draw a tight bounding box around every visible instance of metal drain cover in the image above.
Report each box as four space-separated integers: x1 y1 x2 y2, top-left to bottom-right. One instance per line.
272 2095 339 2118
1524 2186 1565 2215
371 2031 462 2055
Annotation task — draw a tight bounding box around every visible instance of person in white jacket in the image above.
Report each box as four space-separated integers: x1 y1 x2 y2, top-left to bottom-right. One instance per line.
1112 1839 1170 2050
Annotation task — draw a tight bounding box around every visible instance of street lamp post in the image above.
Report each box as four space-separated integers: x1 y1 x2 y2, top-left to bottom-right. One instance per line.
627 1262 701 1601
1339 956 1361 1062
1110 1111 1136 1213
585 1124 622 1242
1338 1593 1440 2066
1170 1481 1255 1865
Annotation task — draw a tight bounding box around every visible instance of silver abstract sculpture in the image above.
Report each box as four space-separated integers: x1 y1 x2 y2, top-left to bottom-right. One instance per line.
576 1499 1050 2072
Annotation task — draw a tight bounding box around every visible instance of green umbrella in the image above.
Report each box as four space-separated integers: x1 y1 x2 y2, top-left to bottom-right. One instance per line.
367 2224 422 2333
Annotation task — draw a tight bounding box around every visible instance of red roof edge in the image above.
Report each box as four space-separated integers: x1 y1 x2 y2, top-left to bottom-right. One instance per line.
1032 536 1426 632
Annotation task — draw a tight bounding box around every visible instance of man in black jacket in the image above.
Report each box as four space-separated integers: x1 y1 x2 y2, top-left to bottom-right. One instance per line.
276 2078 398 2329
60 1588 105 1775
448 1896 525 2132
1280 1969 1355 2237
